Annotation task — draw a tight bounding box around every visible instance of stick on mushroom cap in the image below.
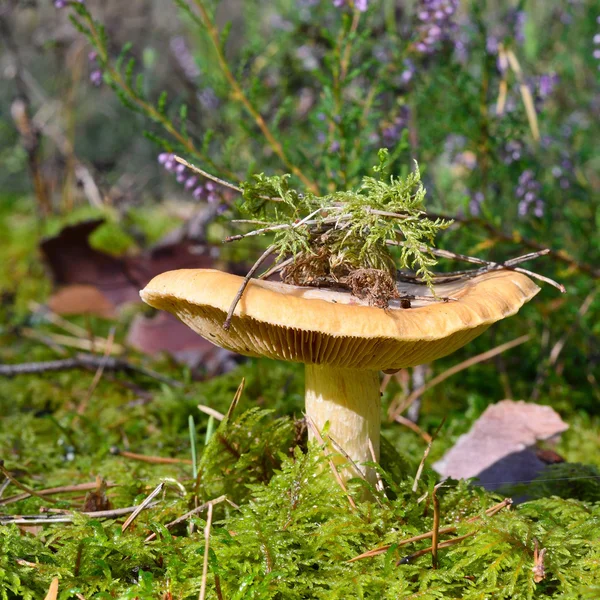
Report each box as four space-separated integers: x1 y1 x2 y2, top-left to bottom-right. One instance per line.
140 268 539 371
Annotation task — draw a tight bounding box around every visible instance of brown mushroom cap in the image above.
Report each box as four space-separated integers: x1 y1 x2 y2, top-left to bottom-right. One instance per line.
140 268 539 371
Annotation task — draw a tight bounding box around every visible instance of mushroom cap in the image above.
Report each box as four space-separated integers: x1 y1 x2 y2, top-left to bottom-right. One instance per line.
140 268 539 371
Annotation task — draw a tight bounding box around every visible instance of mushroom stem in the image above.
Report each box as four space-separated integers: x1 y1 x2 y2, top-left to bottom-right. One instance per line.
305 364 380 486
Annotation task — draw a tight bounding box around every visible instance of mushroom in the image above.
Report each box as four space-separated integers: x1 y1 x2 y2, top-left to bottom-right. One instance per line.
140 268 539 485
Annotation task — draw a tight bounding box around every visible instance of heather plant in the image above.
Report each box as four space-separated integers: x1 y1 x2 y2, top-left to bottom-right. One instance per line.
1 0 599 598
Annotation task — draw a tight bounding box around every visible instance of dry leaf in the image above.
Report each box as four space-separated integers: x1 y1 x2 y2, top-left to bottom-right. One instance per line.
433 400 568 489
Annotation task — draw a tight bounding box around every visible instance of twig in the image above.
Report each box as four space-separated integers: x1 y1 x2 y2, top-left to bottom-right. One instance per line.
0 503 159 525
394 415 432 443
44 577 59 600
431 482 443 569
388 335 531 421
121 482 164 532
110 447 192 465
349 498 512 563
0 353 182 387
223 245 275 329
397 533 474 565
144 495 232 543
199 502 214 600
367 439 386 496
258 256 294 280
197 405 225 421
0 477 10 500
226 378 245 420
20 328 124 355
505 48 540 142
327 436 370 484
0 461 58 505
0 480 117 507
174 156 242 194
530 289 597 401
389 241 565 292
412 419 445 493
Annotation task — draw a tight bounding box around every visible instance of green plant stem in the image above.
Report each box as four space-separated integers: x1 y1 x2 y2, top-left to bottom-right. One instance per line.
190 0 320 194
81 12 233 180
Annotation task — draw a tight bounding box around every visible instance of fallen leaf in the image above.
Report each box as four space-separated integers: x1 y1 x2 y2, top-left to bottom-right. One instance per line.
39 218 242 374
41 219 222 310
126 311 239 375
47 284 117 318
433 400 568 490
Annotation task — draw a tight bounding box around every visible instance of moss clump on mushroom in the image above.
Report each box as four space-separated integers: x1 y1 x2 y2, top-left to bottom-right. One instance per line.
232 149 453 308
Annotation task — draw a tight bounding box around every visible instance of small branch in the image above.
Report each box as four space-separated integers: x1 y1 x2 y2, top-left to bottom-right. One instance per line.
431 483 443 569
412 419 445 493
197 405 225 421
144 495 232 542
0 461 59 505
389 239 564 292
174 156 243 194
121 482 164 532
388 335 530 421
349 498 512 563
199 502 214 600
0 481 117 507
223 245 275 329
0 503 159 525
0 353 182 387
394 415 432 443
110 447 192 465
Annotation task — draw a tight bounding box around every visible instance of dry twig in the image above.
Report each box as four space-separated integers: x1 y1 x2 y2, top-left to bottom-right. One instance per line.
388 335 531 421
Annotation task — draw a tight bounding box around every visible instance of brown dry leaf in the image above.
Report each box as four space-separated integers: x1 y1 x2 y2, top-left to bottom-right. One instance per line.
41 219 222 311
433 400 568 489
82 476 112 512
44 578 59 600
47 284 117 318
126 311 238 375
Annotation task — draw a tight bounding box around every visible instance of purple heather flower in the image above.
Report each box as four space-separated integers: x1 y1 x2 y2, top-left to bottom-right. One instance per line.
381 106 410 147
400 59 416 83
54 0 83 6
414 0 459 55
502 140 523 164
333 0 368 11
89 69 103 86
192 186 205 200
88 51 98 63
175 164 186 175
158 153 171 165
170 36 201 80
468 191 484 216
185 176 198 190
538 73 558 99
328 141 341 153
516 169 544 218
513 11 526 44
